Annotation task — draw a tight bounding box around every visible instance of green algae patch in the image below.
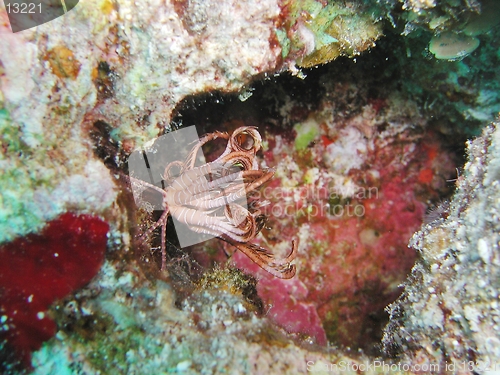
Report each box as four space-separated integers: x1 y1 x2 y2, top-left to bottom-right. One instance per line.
275 28 291 58
293 117 320 151
0 109 46 243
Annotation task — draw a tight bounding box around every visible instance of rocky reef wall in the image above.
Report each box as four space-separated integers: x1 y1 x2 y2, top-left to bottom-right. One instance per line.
1 0 499 373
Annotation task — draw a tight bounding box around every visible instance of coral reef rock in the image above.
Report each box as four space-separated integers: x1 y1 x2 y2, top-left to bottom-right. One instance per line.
1 0 500 373
383 122 500 370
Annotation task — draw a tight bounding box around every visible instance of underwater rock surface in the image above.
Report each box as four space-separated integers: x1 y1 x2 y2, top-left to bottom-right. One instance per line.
1 0 500 373
383 122 500 369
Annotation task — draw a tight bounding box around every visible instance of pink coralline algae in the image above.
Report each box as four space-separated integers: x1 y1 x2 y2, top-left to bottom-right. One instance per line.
0 213 109 368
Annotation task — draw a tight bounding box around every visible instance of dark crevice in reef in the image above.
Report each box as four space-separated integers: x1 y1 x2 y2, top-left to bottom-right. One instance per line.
89 120 129 173
171 36 471 155
170 39 467 188
170 68 326 136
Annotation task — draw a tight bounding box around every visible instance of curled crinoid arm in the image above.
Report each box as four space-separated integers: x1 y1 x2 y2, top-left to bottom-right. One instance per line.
182 126 262 173
221 237 298 279
182 130 230 172
162 160 184 183
229 126 262 154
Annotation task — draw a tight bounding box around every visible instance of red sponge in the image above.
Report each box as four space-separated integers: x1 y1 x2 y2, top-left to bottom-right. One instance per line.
0 213 109 368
